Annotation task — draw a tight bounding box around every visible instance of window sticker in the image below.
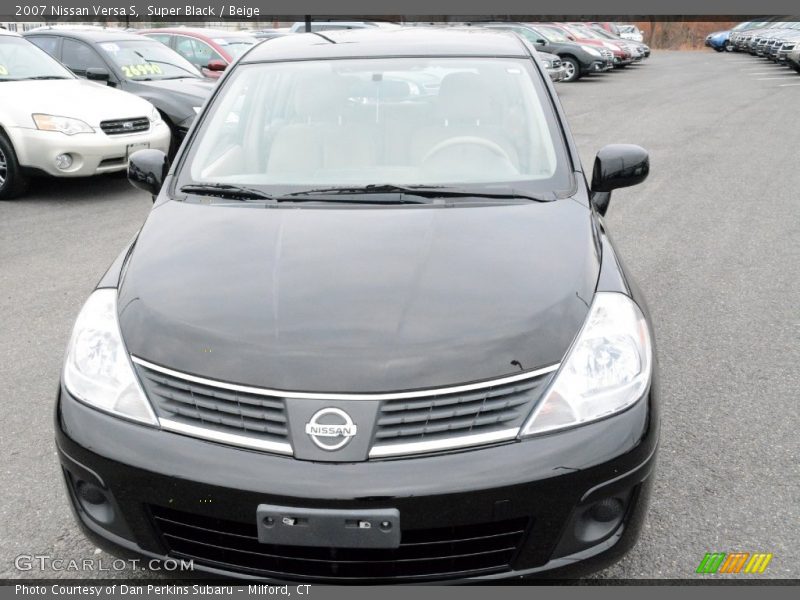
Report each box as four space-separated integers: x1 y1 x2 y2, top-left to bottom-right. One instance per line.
0 65 9 76
100 42 120 52
120 63 163 78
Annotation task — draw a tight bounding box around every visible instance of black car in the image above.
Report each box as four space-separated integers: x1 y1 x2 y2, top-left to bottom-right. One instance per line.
57 28 658 582
480 23 613 81
24 28 214 155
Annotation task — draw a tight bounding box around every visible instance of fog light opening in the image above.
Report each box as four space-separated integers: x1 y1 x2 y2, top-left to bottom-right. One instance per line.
55 153 73 170
77 481 106 505
75 479 114 524
589 497 624 523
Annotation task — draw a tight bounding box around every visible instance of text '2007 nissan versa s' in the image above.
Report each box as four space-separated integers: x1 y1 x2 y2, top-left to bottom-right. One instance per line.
56 29 659 582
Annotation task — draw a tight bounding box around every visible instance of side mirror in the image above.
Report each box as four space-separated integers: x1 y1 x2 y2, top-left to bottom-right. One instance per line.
128 149 169 197
86 68 110 82
535 38 547 46
590 144 649 215
207 59 227 72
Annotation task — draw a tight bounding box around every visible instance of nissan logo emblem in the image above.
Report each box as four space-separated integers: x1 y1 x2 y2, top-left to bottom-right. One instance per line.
305 408 357 451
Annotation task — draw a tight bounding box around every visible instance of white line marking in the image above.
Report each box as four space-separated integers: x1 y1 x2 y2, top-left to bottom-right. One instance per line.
756 77 799 80
778 82 800 86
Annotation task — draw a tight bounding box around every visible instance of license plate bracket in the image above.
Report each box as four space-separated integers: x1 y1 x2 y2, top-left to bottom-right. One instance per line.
126 142 150 160
256 504 400 548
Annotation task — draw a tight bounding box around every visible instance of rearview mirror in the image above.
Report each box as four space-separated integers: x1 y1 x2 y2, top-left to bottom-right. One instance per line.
128 149 169 198
86 68 110 82
590 144 649 215
207 59 227 72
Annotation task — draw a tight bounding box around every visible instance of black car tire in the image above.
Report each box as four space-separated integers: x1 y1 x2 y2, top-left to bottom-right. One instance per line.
0 131 30 201
561 57 581 82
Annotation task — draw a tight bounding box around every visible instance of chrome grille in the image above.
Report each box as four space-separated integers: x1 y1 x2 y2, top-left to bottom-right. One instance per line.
133 357 557 458
100 117 149 135
374 376 547 444
552 59 562 68
135 361 291 452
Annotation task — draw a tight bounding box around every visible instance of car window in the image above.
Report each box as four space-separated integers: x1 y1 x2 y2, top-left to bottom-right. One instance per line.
536 26 570 43
145 33 172 46
210 37 257 59
175 37 223 67
26 35 60 56
0 35 74 80
99 39 201 80
180 57 571 195
516 28 546 44
61 38 106 76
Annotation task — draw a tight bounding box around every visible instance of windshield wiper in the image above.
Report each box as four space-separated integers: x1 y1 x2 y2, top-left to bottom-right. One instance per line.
180 183 274 201
281 184 550 202
25 75 70 80
181 183 429 205
133 52 200 77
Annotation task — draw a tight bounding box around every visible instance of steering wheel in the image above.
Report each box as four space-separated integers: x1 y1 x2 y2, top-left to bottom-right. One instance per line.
422 136 514 166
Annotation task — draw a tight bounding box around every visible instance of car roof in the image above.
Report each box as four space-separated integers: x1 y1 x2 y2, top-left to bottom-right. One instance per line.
138 27 256 39
23 28 145 43
243 28 528 63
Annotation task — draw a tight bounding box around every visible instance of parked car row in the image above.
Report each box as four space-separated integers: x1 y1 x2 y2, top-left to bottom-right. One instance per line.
709 19 800 73
0 21 650 199
470 22 649 82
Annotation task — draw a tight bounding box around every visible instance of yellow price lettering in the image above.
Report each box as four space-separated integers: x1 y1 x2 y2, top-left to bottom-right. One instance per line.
0 65 8 76
121 64 162 78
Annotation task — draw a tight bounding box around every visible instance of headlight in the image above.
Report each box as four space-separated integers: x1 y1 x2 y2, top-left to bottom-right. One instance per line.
520 293 652 437
603 42 621 52
148 106 162 123
63 289 157 425
581 45 602 57
32 114 93 135
539 59 553 68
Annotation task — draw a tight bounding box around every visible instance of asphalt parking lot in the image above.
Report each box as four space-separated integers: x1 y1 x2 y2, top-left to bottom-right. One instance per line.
1 50 798 580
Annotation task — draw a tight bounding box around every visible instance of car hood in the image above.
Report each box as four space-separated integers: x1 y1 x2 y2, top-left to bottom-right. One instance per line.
1 78 155 127
135 77 215 102
118 198 600 393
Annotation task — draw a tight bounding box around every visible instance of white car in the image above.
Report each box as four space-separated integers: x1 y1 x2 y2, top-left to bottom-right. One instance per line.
0 29 170 199
618 24 644 43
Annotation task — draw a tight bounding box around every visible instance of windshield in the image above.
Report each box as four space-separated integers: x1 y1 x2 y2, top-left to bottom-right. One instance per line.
212 36 257 58
567 25 604 40
536 26 571 43
179 57 571 197
100 39 202 79
0 36 73 81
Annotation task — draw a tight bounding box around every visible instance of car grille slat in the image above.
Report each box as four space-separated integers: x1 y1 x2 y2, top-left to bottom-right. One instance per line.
150 505 528 580
374 375 548 444
136 364 290 447
99 117 150 135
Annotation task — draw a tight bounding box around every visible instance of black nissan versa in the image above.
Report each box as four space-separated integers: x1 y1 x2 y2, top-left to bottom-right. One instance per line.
56 29 658 582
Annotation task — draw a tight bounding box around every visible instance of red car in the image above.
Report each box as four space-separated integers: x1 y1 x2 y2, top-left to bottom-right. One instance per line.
546 23 632 67
137 27 259 78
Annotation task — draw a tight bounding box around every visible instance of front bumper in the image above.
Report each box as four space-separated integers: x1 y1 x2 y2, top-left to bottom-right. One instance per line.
547 65 568 82
9 121 170 177
587 60 613 73
56 378 659 582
